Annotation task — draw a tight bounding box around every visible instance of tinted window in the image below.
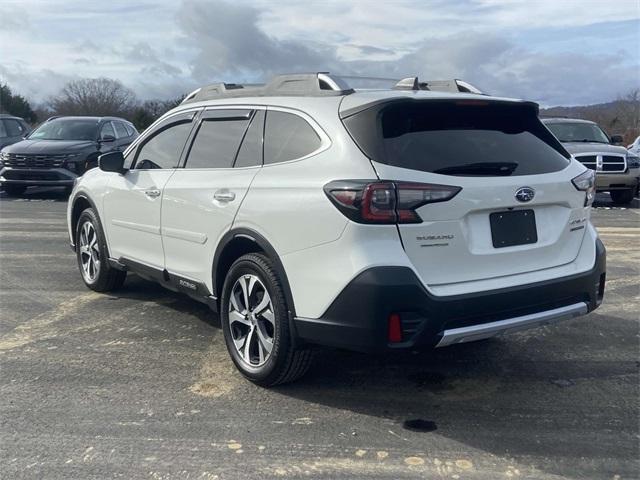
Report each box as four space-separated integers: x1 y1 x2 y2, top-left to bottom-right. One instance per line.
29 119 98 141
235 110 264 168
0 121 7 138
4 119 24 137
545 122 609 144
125 123 137 136
185 117 250 169
114 121 129 138
135 121 193 170
344 101 570 177
100 122 116 140
264 111 321 164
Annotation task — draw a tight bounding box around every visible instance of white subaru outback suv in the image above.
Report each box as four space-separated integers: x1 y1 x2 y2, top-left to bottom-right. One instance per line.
67 73 606 386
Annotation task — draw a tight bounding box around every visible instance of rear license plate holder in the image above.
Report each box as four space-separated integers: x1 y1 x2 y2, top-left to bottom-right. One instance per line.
490 209 537 248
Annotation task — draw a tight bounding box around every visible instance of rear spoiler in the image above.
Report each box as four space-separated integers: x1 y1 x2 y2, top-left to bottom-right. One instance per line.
340 96 539 120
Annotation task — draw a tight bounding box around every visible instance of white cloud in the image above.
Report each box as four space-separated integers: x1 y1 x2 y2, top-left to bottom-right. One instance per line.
0 0 638 105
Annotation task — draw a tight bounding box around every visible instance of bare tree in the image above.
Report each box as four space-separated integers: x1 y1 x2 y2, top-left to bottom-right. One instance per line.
49 78 137 117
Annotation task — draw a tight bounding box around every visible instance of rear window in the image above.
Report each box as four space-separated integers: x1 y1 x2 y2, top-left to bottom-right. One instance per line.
343 100 570 176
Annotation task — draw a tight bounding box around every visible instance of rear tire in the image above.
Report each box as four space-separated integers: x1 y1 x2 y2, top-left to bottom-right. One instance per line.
610 189 634 205
3 185 26 196
76 208 126 292
220 253 314 386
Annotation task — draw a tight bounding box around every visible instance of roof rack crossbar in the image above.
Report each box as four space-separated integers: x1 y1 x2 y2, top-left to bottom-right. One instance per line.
181 73 354 104
393 77 485 95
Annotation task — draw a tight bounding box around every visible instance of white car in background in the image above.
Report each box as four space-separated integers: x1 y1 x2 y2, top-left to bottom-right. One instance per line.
628 136 640 156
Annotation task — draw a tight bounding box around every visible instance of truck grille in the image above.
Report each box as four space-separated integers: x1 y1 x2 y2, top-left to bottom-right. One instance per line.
574 154 626 173
2 153 67 168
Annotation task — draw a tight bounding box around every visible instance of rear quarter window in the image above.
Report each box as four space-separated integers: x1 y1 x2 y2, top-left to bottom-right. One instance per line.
343 100 570 176
264 110 321 164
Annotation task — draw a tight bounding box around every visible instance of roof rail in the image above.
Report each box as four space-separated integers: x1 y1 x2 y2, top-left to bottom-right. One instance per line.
393 77 485 95
45 116 62 122
181 72 354 104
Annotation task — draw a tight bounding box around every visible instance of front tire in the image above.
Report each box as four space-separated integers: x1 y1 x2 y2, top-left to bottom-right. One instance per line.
610 189 635 205
220 253 314 386
76 208 126 292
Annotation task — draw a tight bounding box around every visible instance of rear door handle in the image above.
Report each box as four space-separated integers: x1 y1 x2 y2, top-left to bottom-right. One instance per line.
145 189 161 198
213 190 236 202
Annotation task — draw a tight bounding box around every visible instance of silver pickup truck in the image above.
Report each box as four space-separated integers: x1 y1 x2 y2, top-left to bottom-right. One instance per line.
542 117 639 204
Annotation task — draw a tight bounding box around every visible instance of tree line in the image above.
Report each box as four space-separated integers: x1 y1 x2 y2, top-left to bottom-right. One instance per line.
1 77 639 142
0 78 185 131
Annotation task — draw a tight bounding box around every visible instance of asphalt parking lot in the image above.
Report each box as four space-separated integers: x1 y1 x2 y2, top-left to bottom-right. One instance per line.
0 189 638 480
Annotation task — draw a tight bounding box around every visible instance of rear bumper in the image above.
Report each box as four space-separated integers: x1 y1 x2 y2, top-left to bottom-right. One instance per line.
0 167 77 186
294 238 606 353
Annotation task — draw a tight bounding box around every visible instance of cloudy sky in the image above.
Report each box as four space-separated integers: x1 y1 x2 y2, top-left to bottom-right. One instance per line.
1 0 638 107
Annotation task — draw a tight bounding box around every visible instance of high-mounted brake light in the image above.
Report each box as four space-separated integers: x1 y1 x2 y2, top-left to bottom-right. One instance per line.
324 180 461 224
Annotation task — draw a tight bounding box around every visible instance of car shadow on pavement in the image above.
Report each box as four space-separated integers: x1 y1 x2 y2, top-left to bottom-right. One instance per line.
104 274 221 329
271 326 638 478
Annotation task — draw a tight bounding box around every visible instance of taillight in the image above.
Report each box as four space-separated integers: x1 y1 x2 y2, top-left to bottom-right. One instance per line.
324 180 461 224
572 169 596 207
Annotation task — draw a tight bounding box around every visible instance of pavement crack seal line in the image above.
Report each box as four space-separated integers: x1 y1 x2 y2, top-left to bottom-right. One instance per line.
0 292 101 351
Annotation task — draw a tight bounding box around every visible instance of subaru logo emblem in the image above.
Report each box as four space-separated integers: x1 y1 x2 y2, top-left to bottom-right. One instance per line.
515 187 535 203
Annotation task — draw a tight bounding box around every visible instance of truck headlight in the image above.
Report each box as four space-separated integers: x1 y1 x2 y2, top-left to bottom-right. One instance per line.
572 169 596 207
627 154 640 169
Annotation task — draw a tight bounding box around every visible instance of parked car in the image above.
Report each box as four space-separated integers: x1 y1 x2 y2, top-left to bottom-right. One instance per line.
627 136 640 156
67 73 606 386
0 116 138 196
0 114 31 150
542 118 639 204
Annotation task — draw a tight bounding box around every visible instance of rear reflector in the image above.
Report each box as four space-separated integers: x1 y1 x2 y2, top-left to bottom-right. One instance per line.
388 313 403 343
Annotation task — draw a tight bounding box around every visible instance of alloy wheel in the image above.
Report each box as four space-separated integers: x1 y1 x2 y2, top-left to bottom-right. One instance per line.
79 221 100 282
228 274 276 367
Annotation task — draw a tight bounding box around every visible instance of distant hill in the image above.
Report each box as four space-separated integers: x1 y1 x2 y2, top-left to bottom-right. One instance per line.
540 92 639 144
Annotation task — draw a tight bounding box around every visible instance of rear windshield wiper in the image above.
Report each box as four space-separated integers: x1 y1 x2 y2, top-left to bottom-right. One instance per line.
433 162 518 176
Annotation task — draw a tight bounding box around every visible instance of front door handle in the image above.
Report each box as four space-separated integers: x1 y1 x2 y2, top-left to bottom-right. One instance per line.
145 189 161 198
213 190 236 202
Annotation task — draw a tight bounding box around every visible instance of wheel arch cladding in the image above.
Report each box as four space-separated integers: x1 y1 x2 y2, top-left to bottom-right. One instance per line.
71 195 95 239
213 228 297 317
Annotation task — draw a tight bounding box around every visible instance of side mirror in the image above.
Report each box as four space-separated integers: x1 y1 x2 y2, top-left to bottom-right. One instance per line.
99 151 126 174
99 134 116 143
610 134 624 145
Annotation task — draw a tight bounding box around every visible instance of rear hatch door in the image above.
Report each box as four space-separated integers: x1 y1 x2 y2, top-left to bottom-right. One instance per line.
342 98 590 286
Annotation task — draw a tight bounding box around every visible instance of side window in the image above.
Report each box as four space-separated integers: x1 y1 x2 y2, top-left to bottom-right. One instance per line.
4 119 24 137
235 110 264 168
185 113 250 169
114 121 128 138
100 122 116 140
264 111 321 165
125 123 137 136
0 120 8 138
134 120 194 170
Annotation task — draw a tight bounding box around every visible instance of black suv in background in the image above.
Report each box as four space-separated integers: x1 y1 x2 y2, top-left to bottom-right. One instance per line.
0 114 31 150
0 116 138 196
